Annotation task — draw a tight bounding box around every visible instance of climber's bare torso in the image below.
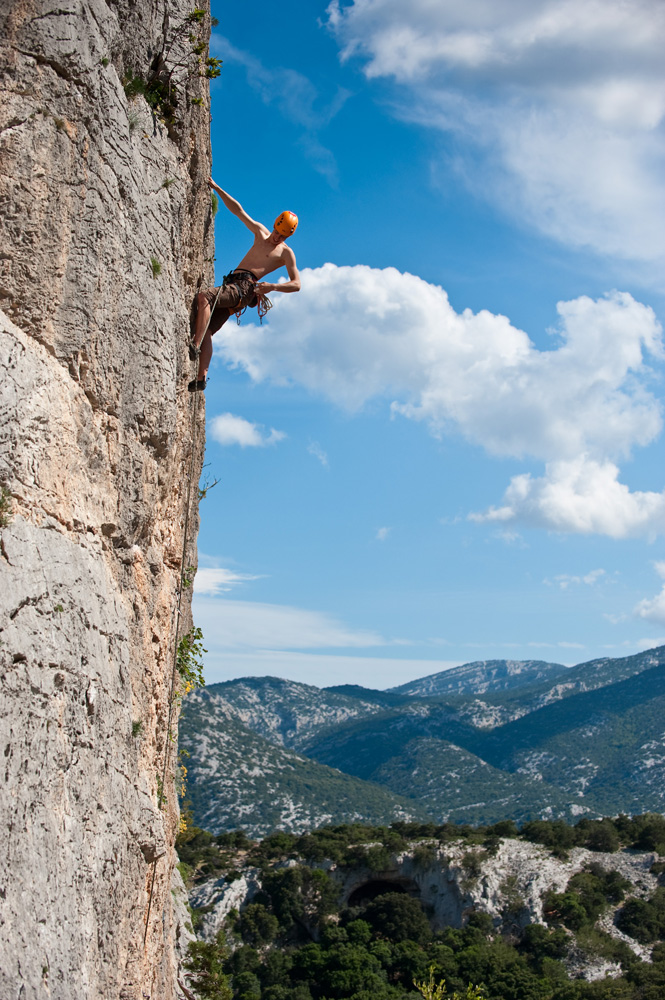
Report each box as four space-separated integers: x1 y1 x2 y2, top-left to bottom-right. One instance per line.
236 229 297 284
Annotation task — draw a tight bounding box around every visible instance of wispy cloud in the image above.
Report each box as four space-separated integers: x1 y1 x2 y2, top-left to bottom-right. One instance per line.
212 35 350 185
209 412 286 448
544 569 605 589
375 526 391 542
193 567 263 597
327 0 665 271
193 597 386 650
308 440 329 467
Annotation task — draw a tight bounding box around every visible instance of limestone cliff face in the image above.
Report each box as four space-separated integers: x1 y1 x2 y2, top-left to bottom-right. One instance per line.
0 2 214 996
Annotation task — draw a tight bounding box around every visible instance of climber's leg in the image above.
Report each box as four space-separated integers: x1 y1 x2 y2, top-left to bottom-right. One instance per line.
197 329 213 381
192 292 211 351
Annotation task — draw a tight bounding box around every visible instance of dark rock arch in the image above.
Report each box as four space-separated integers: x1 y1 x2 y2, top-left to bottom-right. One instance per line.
347 877 419 907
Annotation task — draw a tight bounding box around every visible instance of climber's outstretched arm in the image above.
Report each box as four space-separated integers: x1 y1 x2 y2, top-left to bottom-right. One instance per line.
208 178 268 237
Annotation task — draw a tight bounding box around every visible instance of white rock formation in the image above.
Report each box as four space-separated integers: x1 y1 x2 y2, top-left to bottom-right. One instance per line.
0 2 214 996
190 869 264 941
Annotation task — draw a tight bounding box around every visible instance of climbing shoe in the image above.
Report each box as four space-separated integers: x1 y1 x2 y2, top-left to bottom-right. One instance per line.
188 378 206 392
188 340 200 361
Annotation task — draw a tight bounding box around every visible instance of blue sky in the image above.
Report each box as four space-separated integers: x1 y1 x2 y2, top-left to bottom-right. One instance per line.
194 0 665 689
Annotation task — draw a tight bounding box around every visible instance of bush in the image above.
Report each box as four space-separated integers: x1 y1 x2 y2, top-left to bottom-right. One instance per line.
544 864 630 932
583 820 621 854
237 903 279 946
617 888 665 944
632 815 665 854
520 923 568 963
363 893 432 945
0 485 12 528
461 852 483 880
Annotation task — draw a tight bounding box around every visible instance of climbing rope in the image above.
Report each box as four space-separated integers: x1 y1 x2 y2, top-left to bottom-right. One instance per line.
141 274 268 954
142 282 222 950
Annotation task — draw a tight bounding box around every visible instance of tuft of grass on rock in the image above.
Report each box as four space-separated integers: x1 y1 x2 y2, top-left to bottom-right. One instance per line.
127 109 141 133
150 256 162 279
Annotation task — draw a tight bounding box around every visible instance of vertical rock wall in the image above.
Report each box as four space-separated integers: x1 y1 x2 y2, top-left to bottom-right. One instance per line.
0 2 214 996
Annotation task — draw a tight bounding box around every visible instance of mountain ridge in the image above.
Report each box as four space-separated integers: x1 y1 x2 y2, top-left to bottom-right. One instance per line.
182 647 665 834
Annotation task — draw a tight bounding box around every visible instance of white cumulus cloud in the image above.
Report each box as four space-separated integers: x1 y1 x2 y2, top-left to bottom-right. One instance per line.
217 262 664 537
209 412 286 448
472 458 665 539
327 0 665 268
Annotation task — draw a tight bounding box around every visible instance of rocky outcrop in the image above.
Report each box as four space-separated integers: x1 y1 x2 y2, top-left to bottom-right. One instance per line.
0 2 214 997
191 839 661 980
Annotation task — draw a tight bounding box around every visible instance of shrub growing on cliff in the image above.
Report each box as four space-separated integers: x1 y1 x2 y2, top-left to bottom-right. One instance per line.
177 626 206 693
544 864 630 932
123 8 221 127
0 485 13 527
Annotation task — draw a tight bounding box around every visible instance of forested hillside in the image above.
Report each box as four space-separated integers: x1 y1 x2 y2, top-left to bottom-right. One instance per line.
178 814 665 1000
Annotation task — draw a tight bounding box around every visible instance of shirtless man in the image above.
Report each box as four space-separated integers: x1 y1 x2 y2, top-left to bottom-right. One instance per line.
188 178 301 391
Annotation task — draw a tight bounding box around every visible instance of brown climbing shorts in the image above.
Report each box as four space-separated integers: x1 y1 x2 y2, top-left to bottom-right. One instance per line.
201 269 259 335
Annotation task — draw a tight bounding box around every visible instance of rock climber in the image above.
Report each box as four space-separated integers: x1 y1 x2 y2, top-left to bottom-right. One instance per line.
188 178 301 391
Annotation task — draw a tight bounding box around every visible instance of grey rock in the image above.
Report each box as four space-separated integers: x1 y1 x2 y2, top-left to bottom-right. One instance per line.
0 1 214 996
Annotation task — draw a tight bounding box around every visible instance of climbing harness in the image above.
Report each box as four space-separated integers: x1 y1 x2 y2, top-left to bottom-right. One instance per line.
142 281 222 950
221 269 273 325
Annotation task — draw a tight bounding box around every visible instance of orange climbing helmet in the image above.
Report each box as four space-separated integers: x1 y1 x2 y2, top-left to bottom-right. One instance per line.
274 210 298 237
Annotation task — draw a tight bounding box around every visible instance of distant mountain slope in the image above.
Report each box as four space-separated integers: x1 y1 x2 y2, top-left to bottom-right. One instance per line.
371 738 572 825
391 659 569 698
303 703 479 782
196 675 393 750
182 646 665 834
479 664 665 816
307 660 665 820
460 646 665 722
180 695 429 836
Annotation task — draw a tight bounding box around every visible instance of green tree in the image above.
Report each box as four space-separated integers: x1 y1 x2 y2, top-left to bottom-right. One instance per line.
233 971 261 1000
617 888 665 944
414 963 486 1000
237 903 280 946
364 893 432 944
183 931 232 1000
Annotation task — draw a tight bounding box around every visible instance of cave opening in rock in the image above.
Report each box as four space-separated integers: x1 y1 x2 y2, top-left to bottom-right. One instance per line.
348 880 410 906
